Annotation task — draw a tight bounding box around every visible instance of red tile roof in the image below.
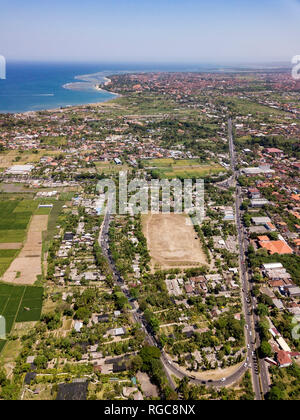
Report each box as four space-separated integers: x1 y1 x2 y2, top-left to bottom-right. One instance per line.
269 280 286 287
266 222 276 230
259 240 293 255
258 235 270 242
276 350 292 367
292 194 300 202
265 148 283 154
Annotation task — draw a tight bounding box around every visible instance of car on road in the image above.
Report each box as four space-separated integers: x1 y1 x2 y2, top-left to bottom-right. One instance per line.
221 378 226 382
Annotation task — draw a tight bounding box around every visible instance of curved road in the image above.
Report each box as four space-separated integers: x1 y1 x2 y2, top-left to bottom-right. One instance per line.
98 132 261 394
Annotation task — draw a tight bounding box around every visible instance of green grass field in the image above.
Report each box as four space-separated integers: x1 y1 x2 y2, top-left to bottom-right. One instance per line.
0 283 43 352
94 161 130 175
0 250 19 277
0 200 38 243
35 207 53 215
143 158 225 179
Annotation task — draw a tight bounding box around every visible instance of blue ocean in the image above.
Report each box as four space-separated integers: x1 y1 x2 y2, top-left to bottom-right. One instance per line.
0 62 123 113
0 61 236 114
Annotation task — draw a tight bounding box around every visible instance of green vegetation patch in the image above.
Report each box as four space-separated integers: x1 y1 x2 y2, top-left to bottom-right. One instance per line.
13 200 38 213
0 212 32 230
0 230 26 243
0 340 6 353
39 136 68 147
0 250 18 258
16 307 42 322
143 158 225 179
0 284 43 349
0 199 38 243
0 250 19 277
35 207 53 215
94 161 130 175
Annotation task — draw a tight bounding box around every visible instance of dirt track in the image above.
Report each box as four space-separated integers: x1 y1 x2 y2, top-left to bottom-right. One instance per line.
142 213 207 269
2 215 48 285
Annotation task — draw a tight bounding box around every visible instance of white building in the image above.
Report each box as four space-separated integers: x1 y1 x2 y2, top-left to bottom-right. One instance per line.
6 164 34 175
262 263 283 270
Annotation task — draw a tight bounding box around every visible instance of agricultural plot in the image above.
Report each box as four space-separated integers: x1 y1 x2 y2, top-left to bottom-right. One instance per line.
0 199 51 283
16 286 44 322
0 200 37 243
0 200 36 279
0 230 27 243
143 158 224 179
0 200 39 276
35 207 53 216
0 250 19 277
0 283 43 352
2 215 48 285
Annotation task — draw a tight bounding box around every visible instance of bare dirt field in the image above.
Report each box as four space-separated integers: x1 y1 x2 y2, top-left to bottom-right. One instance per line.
0 184 35 193
0 243 22 249
136 372 159 398
2 215 48 285
142 213 207 269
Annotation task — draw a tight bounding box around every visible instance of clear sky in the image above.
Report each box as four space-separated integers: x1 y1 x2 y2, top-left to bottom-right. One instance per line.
1 0 300 63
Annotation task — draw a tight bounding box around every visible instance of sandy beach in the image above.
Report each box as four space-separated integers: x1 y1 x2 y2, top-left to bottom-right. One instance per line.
93 76 120 97
94 84 119 97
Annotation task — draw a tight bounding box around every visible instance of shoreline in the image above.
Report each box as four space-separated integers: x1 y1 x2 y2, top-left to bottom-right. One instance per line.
0 82 120 116
0 94 119 116
93 77 119 97
93 85 119 97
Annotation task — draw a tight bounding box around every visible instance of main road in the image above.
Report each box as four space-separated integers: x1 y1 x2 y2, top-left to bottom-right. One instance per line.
228 117 270 399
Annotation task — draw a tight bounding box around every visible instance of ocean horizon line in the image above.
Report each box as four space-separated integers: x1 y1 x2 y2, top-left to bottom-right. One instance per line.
0 61 293 114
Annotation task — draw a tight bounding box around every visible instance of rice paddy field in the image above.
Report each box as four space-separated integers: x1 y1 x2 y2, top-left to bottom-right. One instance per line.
0 283 43 352
0 250 19 277
143 158 225 179
0 200 37 276
0 199 54 279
